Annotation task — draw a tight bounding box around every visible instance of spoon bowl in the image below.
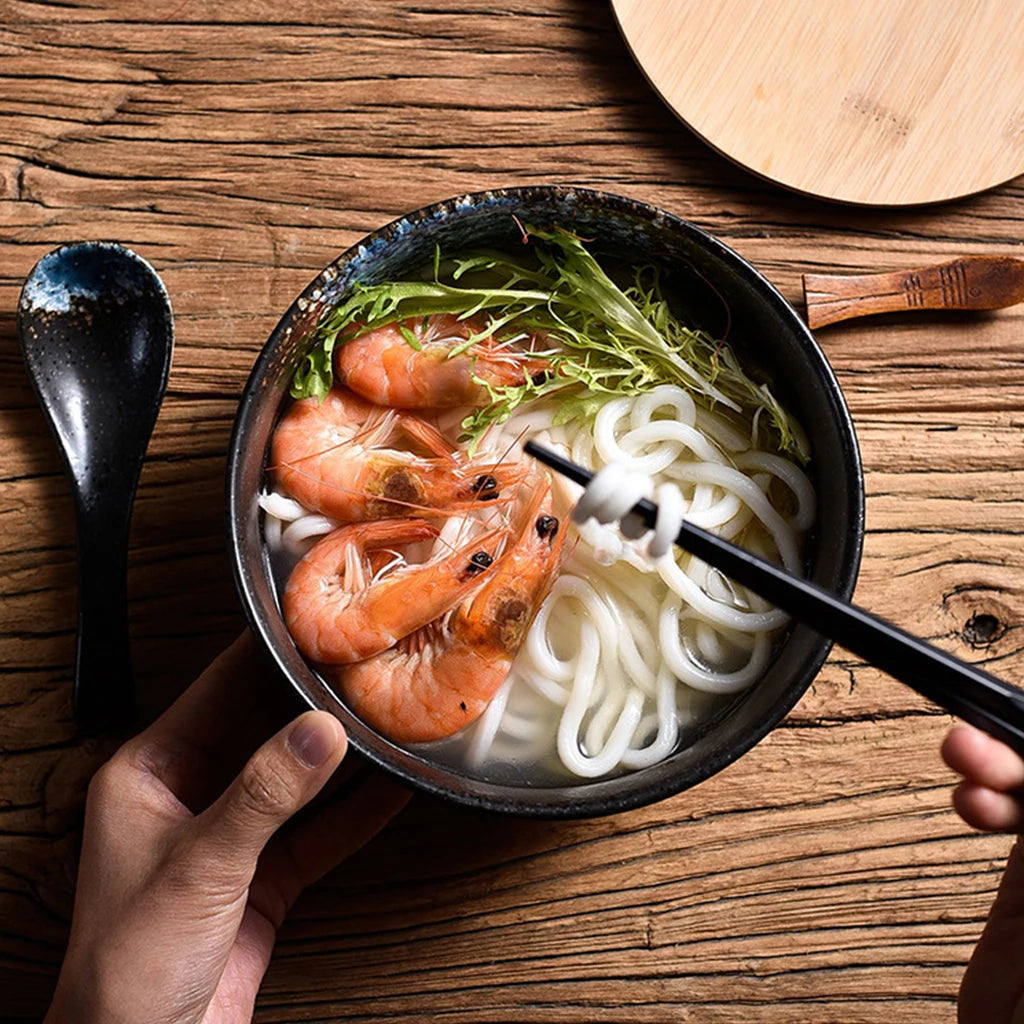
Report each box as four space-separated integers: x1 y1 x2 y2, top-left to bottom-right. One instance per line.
18 242 173 732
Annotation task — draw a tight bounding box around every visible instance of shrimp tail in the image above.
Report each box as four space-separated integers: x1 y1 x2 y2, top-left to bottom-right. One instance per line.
396 412 458 457
473 347 552 391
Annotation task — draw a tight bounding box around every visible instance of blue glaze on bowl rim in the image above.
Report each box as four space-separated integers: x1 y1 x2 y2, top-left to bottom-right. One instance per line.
228 185 865 819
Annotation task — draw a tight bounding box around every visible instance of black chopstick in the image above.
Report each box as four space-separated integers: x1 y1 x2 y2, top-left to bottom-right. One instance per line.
524 440 1024 757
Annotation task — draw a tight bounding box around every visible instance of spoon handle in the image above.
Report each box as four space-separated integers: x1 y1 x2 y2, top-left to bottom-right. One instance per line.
74 506 135 732
802 255 1024 328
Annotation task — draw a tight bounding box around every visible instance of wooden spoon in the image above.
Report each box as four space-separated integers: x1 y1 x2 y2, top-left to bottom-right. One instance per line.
803 255 1024 328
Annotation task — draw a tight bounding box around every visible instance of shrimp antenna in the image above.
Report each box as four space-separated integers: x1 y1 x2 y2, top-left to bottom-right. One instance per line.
486 422 531 478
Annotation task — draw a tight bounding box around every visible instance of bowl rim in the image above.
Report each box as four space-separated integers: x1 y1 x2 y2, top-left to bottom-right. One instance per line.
227 184 865 818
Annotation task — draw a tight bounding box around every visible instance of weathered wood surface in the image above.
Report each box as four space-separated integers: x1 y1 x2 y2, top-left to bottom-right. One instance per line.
2 2 1023 1020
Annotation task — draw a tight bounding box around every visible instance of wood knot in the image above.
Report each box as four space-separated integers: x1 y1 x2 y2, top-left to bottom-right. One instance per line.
961 612 1005 649
941 584 1020 660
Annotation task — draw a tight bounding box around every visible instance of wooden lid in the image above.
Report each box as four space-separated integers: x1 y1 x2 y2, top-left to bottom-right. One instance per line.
611 0 1024 206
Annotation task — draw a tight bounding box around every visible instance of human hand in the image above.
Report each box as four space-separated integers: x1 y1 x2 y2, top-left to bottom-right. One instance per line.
942 723 1024 1024
942 723 1024 833
44 632 410 1024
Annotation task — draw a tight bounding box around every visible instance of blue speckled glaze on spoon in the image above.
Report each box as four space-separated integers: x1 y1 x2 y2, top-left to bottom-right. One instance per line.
18 243 173 732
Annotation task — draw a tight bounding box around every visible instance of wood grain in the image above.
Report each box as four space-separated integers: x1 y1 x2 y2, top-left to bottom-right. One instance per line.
612 0 1024 206
2 1 1024 1021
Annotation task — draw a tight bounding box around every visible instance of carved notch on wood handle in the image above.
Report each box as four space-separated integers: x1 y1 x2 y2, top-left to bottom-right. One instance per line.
803 255 1024 328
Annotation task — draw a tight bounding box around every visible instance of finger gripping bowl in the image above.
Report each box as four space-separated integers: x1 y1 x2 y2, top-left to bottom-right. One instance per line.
228 186 864 819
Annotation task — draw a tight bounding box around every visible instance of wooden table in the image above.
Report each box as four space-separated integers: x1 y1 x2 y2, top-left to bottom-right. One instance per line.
3 3 1022 1021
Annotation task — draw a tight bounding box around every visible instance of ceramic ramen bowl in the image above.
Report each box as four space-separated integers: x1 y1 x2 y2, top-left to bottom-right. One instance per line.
227 185 864 818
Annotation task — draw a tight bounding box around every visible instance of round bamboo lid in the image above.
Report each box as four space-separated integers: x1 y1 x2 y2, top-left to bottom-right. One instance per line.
612 0 1024 206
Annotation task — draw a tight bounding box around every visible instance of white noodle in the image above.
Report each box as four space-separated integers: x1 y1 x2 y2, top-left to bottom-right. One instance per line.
264 514 282 551
557 622 646 778
620 666 679 769
281 515 338 555
734 450 817 532
259 490 307 522
693 407 750 453
465 674 515 768
260 489 338 555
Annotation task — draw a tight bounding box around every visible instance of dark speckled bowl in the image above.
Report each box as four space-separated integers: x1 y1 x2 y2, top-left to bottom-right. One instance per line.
227 186 864 818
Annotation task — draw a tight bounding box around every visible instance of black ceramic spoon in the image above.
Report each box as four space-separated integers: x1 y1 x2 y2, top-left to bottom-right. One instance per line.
18 243 173 733
525 440 1024 758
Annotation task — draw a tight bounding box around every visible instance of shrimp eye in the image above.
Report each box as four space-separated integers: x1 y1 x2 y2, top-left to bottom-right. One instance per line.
467 551 494 575
536 515 559 540
530 369 550 386
472 475 499 501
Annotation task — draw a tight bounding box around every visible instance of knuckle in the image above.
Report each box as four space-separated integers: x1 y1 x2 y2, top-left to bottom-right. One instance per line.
236 754 300 819
88 739 186 818
116 737 165 780
87 749 133 803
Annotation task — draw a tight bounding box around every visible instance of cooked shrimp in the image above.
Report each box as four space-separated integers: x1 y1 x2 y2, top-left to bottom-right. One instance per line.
335 314 552 408
270 386 527 521
283 517 507 665
330 477 566 743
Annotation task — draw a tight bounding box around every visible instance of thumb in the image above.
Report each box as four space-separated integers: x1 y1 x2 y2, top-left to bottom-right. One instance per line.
193 711 347 882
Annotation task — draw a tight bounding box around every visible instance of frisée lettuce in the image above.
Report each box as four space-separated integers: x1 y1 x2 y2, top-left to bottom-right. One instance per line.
290 226 807 461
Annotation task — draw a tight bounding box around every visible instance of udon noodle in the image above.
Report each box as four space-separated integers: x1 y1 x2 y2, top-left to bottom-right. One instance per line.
261 380 814 783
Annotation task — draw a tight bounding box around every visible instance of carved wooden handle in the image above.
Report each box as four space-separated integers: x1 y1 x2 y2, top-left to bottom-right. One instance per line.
803 255 1024 329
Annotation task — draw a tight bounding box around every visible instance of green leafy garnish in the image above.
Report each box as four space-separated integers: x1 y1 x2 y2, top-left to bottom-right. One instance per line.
291 326 338 405
290 226 808 460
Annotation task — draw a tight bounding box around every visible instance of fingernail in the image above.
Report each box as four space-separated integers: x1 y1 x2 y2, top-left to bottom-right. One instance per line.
287 713 339 768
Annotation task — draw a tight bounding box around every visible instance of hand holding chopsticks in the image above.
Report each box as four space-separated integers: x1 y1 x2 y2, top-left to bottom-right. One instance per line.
525 440 1024 758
